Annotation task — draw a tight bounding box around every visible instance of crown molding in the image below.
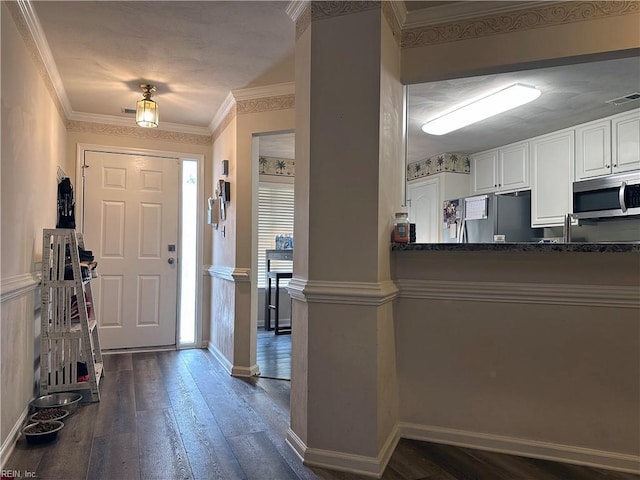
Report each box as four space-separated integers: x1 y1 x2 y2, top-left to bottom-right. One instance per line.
388 0 407 27
15 0 73 118
402 1 543 29
286 0 309 23
69 112 211 136
209 92 237 134
67 121 211 146
232 82 295 102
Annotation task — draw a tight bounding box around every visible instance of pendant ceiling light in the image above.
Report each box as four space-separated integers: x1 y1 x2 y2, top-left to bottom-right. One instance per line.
136 84 159 128
422 83 541 136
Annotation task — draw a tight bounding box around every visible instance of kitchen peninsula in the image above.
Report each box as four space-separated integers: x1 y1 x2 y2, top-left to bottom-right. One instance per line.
391 242 640 473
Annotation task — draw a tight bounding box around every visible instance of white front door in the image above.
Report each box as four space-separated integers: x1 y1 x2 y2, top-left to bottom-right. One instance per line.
83 151 179 349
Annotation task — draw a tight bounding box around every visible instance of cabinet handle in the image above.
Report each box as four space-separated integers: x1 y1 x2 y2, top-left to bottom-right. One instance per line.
606 165 610 168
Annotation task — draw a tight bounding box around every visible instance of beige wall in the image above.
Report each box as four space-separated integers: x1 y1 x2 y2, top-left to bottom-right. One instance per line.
1 3 68 453
208 105 295 373
402 8 640 84
393 250 640 469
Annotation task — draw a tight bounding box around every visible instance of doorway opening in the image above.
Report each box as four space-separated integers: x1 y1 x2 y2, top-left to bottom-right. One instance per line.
253 132 295 380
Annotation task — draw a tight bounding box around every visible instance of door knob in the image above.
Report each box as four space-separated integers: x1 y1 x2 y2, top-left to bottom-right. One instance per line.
168 258 175 264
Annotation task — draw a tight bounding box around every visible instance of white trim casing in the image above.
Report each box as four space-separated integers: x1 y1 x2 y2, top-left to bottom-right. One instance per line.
207 341 259 378
70 112 211 136
207 341 234 375
208 92 236 133
232 82 295 102
16 0 72 117
399 423 640 475
286 0 309 23
286 425 401 479
1 403 31 470
1 273 40 303
395 279 640 309
287 278 398 306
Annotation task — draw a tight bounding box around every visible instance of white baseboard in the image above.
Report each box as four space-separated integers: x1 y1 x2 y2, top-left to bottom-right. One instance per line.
398 422 640 475
1 402 31 469
285 425 400 478
231 364 260 377
207 341 259 377
207 341 233 375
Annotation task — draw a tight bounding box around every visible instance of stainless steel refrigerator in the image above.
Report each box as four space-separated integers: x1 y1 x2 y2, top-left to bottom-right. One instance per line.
443 192 541 243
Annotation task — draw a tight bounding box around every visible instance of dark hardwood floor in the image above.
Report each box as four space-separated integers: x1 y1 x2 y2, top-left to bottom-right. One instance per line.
6 349 639 480
257 330 291 380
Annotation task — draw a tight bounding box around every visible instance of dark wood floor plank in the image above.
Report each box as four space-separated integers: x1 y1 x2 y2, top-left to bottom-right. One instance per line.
86 432 140 480
32 402 99 480
164 366 247 480
132 354 171 412
93 369 137 437
412 442 515 480
385 438 446 479
227 431 299 480
7 349 639 480
136 407 193 480
201 387 268 438
241 389 320 480
257 330 291 380
102 352 133 371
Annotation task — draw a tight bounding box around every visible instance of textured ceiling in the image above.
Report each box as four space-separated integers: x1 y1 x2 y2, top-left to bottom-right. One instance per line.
407 56 640 163
28 2 640 162
33 1 295 128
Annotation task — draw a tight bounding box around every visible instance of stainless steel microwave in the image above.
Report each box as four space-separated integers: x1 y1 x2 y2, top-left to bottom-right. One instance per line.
573 171 640 219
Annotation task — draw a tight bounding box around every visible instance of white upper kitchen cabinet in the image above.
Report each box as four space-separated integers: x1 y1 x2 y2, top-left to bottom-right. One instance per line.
612 109 640 174
530 129 574 227
471 142 529 195
575 119 611 180
575 109 640 180
470 150 498 194
499 142 529 193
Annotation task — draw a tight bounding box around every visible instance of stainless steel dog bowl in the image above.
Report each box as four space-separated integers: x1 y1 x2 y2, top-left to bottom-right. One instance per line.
29 407 70 423
31 392 82 413
22 420 64 444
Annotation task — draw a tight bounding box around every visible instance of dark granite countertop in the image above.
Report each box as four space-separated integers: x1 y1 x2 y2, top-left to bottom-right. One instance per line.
391 242 640 253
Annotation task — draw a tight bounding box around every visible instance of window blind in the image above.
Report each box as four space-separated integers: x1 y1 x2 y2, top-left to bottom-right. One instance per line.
258 184 294 288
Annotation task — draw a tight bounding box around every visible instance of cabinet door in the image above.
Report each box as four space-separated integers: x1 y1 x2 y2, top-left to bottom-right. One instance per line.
612 109 640 174
575 120 611 180
471 150 498 194
499 142 529 193
530 130 574 227
408 178 439 243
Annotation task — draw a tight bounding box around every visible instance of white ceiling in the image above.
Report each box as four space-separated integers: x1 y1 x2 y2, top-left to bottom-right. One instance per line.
408 56 640 163
28 2 640 162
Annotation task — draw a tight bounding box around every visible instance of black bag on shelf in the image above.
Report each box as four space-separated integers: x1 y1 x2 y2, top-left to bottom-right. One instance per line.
56 177 75 229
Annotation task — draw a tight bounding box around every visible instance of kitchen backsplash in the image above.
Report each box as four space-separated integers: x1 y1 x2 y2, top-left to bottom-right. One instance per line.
545 217 640 243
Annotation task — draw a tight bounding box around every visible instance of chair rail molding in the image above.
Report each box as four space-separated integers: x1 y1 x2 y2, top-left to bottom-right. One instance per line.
207 266 251 283
1 272 40 303
287 277 398 306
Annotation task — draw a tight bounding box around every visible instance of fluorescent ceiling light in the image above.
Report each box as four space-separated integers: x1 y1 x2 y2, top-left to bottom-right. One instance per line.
422 83 541 135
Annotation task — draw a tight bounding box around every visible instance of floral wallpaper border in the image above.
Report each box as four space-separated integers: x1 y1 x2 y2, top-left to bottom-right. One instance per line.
407 153 470 181
259 156 295 177
402 1 638 48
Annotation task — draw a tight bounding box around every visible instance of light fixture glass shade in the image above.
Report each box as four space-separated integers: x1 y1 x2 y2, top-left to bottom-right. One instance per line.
422 83 541 135
136 98 159 128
